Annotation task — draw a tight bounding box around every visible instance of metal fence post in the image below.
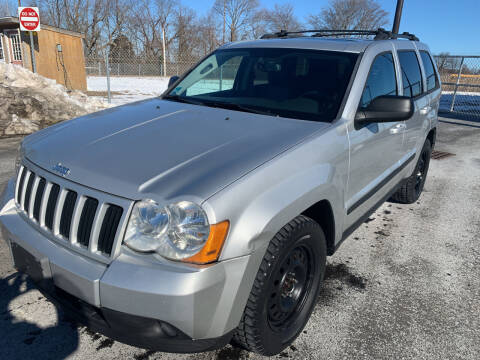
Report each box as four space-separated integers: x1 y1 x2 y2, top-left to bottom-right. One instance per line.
450 56 465 112
105 52 111 104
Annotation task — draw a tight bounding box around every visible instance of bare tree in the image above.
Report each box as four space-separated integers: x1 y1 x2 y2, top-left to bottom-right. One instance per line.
213 0 259 42
308 0 389 31
197 11 220 56
38 0 111 56
264 3 301 32
247 9 268 39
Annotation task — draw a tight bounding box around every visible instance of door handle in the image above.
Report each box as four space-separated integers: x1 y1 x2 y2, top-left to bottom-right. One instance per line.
389 123 406 134
420 106 431 115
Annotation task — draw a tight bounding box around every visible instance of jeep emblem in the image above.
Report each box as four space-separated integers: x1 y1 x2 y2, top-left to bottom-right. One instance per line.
52 163 71 177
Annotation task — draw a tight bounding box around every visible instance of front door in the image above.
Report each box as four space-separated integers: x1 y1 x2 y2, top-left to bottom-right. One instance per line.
345 51 405 227
4 29 23 66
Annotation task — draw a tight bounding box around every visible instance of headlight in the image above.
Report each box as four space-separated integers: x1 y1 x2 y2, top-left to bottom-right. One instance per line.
124 199 229 264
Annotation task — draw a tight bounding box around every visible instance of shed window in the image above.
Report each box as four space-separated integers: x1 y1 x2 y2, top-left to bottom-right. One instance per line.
10 33 22 61
0 35 4 61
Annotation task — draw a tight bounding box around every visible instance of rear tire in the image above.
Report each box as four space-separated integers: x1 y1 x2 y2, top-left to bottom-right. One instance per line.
391 139 432 204
232 215 326 356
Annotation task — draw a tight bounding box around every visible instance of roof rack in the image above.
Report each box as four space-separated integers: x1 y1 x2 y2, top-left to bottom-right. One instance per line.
260 28 419 41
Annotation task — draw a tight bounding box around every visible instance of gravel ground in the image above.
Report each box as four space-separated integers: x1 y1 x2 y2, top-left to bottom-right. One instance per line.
0 118 479 360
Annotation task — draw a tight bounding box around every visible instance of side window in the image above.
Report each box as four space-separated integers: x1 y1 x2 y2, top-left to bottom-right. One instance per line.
420 51 439 91
360 52 397 109
398 51 423 97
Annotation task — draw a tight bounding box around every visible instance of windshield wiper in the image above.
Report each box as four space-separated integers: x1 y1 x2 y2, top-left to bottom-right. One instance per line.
203 101 277 116
163 95 277 116
162 94 204 106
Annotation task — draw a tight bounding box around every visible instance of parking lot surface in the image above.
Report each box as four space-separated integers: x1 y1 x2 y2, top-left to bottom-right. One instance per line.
0 117 479 360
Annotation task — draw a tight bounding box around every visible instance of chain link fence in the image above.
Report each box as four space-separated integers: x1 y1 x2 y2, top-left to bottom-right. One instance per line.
85 56 199 77
434 55 480 118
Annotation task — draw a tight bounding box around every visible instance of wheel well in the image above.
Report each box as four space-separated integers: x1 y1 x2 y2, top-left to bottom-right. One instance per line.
301 200 336 255
427 128 436 148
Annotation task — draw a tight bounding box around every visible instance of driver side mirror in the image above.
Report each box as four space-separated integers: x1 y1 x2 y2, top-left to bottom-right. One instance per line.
355 95 414 128
168 75 179 88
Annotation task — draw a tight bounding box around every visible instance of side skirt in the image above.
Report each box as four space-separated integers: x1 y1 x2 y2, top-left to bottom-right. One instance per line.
331 177 408 255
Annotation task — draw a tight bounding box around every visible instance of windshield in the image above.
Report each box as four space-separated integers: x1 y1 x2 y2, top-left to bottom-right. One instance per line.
165 48 358 122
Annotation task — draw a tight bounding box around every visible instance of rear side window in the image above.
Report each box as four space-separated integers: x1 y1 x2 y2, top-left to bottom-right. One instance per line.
360 52 397 109
420 51 439 91
398 51 423 97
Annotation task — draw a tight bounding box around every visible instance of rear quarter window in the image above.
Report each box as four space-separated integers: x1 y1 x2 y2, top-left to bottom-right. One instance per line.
398 51 424 98
420 51 439 91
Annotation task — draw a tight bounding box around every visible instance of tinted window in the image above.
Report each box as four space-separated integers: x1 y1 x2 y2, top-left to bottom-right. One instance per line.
360 52 397 109
398 51 423 97
420 51 439 91
167 48 358 122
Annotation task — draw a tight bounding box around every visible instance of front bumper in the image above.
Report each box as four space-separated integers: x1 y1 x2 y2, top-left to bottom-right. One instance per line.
0 178 256 349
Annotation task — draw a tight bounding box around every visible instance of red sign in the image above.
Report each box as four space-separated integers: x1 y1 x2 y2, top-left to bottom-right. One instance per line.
18 7 41 32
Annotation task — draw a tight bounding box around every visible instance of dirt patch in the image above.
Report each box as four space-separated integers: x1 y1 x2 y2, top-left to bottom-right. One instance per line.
324 263 367 290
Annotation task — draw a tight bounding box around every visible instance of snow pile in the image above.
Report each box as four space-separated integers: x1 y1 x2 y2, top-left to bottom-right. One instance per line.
0 62 109 136
87 76 170 105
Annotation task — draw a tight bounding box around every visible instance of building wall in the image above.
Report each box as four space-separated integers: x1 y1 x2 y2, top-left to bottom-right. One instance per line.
22 28 87 91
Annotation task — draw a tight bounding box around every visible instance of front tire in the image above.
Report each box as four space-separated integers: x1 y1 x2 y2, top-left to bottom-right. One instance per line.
232 215 326 355
391 139 432 204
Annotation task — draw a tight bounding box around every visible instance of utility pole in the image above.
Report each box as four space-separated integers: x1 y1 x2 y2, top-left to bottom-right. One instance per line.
162 26 166 77
392 0 404 34
18 1 22 7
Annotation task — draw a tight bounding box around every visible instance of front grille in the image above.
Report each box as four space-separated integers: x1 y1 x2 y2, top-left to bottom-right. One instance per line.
60 191 78 239
15 165 128 259
98 205 123 255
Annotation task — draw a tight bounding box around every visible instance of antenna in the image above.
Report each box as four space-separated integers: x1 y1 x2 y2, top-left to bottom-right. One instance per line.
392 0 405 34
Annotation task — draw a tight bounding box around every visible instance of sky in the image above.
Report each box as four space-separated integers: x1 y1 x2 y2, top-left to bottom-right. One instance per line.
183 0 480 55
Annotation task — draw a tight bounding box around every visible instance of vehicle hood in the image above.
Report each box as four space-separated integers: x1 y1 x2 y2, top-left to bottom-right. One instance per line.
23 98 326 202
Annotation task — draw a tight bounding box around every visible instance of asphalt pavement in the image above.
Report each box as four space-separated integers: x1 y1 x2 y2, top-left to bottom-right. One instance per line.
0 117 479 360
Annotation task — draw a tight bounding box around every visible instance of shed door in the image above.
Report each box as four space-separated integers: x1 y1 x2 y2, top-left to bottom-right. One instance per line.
4 29 23 65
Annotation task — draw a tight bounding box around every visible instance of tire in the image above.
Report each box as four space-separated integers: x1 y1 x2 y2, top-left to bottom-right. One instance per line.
390 139 432 204
232 215 326 355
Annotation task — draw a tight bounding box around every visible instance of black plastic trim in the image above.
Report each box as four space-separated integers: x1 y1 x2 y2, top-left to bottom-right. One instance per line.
33 178 46 221
23 172 35 212
97 205 123 255
59 191 77 239
37 285 233 353
77 197 98 247
347 153 415 215
335 177 409 253
45 184 60 230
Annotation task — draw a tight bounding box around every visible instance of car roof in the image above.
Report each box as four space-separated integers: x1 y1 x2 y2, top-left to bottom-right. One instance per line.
221 37 430 54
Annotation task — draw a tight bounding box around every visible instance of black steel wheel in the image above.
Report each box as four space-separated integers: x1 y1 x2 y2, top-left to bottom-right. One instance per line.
414 148 429 197
267 244 314 333
390 138 432 204
232 215 326 355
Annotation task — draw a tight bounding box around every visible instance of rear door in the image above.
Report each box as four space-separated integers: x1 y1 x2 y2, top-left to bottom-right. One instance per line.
396 48 429 158
418 49 442 127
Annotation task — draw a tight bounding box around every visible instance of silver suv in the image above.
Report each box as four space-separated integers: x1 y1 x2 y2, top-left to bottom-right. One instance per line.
0 29 440 355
